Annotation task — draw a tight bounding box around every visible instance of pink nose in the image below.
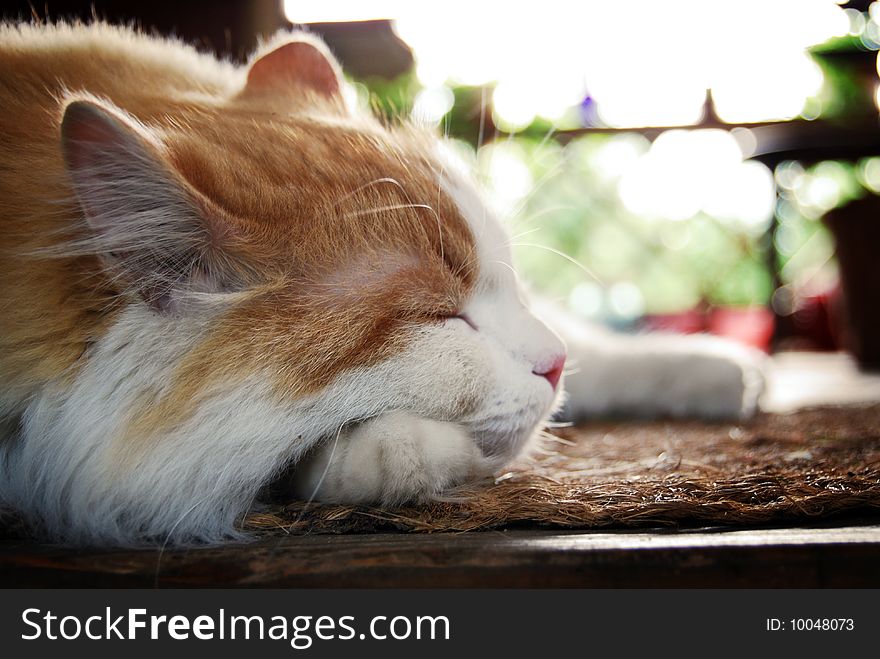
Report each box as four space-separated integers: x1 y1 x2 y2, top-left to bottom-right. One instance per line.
533 355 566 391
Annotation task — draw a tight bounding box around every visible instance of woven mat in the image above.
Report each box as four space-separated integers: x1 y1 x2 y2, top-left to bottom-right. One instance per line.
247 404 880 535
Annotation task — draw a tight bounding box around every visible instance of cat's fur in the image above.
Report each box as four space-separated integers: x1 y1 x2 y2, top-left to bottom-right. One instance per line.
0 22 763 545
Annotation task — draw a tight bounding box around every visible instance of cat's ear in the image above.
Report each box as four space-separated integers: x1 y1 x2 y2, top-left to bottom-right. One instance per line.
61 99 242 312
241 35 344 102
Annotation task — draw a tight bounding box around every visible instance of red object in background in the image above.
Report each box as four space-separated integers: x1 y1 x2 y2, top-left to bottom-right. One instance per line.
640 309 706 335
643 306 775 352
707 307 775 352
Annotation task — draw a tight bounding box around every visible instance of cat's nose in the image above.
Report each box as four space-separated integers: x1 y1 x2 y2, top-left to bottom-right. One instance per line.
533 354 566 391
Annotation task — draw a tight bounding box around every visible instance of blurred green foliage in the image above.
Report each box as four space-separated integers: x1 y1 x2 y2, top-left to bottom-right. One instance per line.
492 134 774 317
347 10 880 321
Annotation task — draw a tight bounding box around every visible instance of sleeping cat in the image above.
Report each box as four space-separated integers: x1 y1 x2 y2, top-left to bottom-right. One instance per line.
0 22 763 545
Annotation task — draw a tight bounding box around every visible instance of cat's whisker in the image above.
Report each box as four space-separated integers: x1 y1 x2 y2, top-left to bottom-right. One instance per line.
454 233 519 280
510 242 603 284
291 421 346 528
344 202 440 219
507 159 567 222
533 116 563 157
544 420 574 429
539 433 576 447
332 177 406 209
154 493 212 585
531 445 561 456
436 156 446 257
488 259 520 280
475 86 495 243
455 213 538 276
510 204 576 234
345 202 444 261
507 226 542 243
477 86 487 151
452 243 487 281
451 242 482 282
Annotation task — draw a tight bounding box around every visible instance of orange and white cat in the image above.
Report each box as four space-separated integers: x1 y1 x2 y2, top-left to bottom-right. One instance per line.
0 22 762 545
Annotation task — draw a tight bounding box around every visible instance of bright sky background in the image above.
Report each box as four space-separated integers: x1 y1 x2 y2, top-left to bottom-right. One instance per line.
283 0 854 127
282 0 871 318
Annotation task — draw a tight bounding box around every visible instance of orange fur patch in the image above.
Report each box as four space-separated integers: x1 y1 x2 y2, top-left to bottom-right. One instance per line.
0 22 478 441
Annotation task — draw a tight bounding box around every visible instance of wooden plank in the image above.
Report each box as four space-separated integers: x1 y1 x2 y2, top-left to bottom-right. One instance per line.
1 524 878 588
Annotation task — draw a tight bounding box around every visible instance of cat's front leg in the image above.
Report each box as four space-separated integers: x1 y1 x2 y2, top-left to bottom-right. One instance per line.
291 411 493 505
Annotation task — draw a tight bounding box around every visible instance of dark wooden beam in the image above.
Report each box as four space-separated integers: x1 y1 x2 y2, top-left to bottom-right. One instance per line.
1 524 878 588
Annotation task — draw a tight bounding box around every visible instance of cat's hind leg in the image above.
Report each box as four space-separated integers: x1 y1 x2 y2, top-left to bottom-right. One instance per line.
534 301 766 421
561 330 767 421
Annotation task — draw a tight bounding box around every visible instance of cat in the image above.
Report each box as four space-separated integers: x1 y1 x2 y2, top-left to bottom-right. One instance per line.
0 22 764 545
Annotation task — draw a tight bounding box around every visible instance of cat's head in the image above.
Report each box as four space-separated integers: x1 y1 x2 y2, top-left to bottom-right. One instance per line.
60 32 565 468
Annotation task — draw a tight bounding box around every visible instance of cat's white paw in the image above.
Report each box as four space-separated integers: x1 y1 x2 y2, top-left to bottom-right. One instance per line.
292 411 492 506
651 345 766 420
562 333 767 421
